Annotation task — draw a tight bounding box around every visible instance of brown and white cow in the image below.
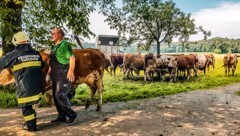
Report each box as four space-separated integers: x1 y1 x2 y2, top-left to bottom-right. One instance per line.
144 53 156 81
204 54 215 71
144 59 157 81
0 48 105 111
195 54 209 75
156 54 180 81
223 53 238 76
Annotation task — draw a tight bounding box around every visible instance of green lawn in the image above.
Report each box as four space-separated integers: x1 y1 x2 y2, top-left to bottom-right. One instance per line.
72 53 240 106
1 53 240 108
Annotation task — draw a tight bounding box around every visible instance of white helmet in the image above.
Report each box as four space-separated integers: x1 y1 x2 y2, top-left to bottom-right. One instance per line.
12 31 30 46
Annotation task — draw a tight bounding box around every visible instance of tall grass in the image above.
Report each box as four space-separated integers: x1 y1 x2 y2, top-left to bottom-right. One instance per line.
1 53 240 108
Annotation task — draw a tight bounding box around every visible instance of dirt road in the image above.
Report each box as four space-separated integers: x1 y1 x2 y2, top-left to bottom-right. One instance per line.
1 83 240 136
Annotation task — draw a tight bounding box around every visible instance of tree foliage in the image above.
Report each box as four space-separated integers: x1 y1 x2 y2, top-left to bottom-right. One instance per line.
188 37 240 53
0 0 23 54
22 0 98 45
158 37 240 54
102 0 210 54
0 0 114 53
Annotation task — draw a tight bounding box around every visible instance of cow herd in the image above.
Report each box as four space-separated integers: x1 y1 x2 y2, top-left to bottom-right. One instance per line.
104 52 238 82
0 48 239 108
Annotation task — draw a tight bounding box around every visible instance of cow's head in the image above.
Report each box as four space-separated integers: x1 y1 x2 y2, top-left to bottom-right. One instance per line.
168 57 178 68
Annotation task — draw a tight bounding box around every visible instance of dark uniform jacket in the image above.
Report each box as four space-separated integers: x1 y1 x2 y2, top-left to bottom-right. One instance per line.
0 44 44 106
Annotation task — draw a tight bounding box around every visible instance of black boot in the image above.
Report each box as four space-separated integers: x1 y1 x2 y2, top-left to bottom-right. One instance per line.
25 121 37 131
66 116 77 125
66 110 77 125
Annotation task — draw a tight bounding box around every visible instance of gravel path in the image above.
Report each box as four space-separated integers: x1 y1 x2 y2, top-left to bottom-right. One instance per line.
1 83 240 136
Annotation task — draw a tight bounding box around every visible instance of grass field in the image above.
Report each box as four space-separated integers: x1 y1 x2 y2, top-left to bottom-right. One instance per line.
72 53 240 106
1 52 240 108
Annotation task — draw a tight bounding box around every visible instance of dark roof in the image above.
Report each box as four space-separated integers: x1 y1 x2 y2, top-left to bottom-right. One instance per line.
98 35 119 38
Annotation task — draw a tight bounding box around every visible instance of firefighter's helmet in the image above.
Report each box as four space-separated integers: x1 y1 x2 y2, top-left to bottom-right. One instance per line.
12 31 30 46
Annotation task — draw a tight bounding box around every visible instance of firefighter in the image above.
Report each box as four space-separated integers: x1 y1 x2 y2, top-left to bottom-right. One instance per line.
0 31 44 131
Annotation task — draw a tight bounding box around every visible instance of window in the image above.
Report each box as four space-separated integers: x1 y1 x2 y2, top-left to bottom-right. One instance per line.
109 41 113 45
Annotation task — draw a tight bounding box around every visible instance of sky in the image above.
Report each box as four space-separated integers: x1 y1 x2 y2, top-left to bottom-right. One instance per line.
84 0 240 43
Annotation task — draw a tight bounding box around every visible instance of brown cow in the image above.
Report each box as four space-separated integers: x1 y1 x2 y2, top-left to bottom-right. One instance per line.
168 54 198 80
223 53 238 76
123 54 144 79
110 54 123 76
0 48 105 111
104 57 111 75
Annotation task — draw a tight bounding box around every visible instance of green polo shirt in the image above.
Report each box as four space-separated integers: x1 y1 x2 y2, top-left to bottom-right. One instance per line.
52 40 73 65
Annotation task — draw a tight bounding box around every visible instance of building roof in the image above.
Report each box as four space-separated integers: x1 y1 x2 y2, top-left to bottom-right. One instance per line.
98 35 119 38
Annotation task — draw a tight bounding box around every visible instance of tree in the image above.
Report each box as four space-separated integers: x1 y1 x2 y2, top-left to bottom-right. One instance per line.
102 0 210 54
0 0 23 55
0 0 114 54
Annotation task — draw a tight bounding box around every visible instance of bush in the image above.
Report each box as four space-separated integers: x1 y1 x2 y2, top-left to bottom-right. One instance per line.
0 92 18 108
214 49 221 54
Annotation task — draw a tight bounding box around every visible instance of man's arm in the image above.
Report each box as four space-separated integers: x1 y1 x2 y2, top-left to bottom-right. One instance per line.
67 56 75 82
0 52 15 71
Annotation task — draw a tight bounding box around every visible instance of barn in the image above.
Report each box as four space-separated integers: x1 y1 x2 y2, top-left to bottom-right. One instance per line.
95 35 120 54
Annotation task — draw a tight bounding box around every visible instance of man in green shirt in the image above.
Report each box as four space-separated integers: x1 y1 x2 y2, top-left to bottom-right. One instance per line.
48 27 77 125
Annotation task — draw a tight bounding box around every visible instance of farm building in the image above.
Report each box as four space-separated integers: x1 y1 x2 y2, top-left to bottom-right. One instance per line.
95 35 120 54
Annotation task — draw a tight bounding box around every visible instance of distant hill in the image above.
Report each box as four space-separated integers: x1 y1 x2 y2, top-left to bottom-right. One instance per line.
159 37 240 53
72 37 240 54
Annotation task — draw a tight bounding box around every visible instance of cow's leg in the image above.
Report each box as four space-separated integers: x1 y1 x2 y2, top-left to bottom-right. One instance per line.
228 67 230 76
232 66 236 76
113 66 117 76
171 68 177 82
224 66 227 76
85 85 97 110
206 65 209 72
150 71 154 81
145 69 151 81
144 71 148 81
195 68 198 76
110 66 113 76
96 79 103 111
105 67 111 75
136 70 140 77
126 68 130 79
187 69 191 80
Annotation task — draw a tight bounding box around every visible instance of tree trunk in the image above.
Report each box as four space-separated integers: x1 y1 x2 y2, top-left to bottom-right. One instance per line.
1 1 23 55
156 41 160 55
73 35 84 49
